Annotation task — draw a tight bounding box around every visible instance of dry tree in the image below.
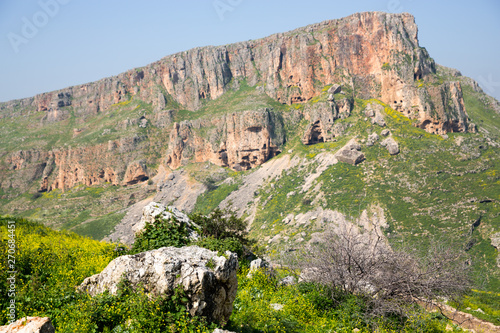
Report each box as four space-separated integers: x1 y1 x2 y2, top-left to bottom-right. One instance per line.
293 223 472 318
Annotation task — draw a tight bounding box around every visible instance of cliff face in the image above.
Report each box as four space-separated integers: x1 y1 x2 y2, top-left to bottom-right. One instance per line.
165 109 285 170
4 139 149 192
0 12 475 196
0 12 469 133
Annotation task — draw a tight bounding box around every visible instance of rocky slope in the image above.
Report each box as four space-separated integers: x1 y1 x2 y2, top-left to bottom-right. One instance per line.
1 11 499 288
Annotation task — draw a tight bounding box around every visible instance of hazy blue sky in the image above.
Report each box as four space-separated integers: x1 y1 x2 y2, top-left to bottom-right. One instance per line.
1 0 499 102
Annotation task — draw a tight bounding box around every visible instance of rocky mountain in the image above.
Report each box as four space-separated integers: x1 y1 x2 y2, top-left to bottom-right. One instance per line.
1 12 499 288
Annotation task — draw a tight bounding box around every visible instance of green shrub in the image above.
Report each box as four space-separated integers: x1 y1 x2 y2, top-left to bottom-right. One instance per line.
190 208 247 243
130 217 190 254
195 236 244 257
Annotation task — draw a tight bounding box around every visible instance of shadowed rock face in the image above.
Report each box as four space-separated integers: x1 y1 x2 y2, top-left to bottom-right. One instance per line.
78 246 238 324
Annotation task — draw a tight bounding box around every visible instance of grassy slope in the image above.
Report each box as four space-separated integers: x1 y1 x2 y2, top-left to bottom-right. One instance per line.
193 86 500 292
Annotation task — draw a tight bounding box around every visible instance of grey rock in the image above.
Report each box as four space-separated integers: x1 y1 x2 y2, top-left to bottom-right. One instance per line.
337 149 365 165
247 258 271 278
336 140 365 165
381 129 390 136
0 317 55 333
365 109 375 117
270 303 284 311
366 132 380 146
381 137 400 155
279 276 296 286
328 84 341 94
139 117 148 128
213 329 237 333
79 246 238 323
491 232 500 268
372 112 386 127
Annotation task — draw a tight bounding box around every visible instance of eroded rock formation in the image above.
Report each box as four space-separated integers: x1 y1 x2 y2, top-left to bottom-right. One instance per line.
165 109 284 170
0 11 479 198
79 246 238 323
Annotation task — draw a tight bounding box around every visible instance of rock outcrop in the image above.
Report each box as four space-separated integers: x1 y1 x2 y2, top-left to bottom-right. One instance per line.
366 132 380 146
165 109 284 171
131 202 199 240
2 134 150 192
79 246 238 323
0 317 55 333
301 97 353 145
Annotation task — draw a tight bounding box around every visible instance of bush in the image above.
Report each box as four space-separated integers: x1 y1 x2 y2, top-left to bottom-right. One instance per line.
195 236 244 257
129 208 252 265
130 217 190 254
190 208 252 260
190 208 247 242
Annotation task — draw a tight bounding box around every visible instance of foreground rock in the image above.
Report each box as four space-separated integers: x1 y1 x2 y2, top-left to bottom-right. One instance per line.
0 317 54 333
79 246 238 323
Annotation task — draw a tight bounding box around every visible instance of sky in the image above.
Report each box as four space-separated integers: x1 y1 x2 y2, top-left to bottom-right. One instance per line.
0 0 499 102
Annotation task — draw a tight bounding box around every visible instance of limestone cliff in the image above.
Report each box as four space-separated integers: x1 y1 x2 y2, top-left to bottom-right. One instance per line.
165 109 285 170
0 12 471 134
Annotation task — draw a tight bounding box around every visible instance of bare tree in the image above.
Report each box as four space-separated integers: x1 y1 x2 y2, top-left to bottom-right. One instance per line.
294 224 472 317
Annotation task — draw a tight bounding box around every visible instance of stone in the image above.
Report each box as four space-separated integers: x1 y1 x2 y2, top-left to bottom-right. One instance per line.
131 202 199 241
366 132 380 146
213 329 237 333
270 303 284 311
491 232 500 268
381 129 390 136
337 149 365 165
328 84 341 94
372 112 386 127
335 140 365 165
381 137 400 155
79 246 238 323
247 258 271 278
0 317 55 333
279 276 296 286
365 109 375 117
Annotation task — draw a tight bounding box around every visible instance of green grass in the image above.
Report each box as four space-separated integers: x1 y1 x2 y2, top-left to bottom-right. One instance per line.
450 290 500 326
462 85 500 136
71 211 126 240
174 79 289 122
194 178 242 215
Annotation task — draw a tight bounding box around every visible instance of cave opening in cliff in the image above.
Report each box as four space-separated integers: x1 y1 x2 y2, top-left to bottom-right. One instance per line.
308 121 325 144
